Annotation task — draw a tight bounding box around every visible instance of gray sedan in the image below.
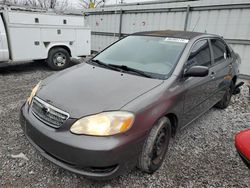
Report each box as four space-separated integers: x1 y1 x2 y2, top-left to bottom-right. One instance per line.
20 30 241 180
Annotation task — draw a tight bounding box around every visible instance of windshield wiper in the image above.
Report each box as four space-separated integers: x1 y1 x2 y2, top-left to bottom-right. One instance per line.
89 60 152 78
89 59 120 71
108 64 152 78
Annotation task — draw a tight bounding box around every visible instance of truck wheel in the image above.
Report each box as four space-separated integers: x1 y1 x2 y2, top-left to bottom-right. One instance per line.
215 82 234 109
47 48 70 70
137 117 171 174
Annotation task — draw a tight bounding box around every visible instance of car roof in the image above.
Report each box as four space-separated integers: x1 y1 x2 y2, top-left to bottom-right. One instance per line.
132 30 216 39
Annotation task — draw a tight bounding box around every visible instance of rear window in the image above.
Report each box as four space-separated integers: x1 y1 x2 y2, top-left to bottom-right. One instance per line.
210 39 226 64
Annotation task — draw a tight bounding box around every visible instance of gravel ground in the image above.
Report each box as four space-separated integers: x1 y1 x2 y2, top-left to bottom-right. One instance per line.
0 61 250 188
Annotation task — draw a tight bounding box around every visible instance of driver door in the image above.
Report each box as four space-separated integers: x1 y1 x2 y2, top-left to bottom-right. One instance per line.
182 39 215 125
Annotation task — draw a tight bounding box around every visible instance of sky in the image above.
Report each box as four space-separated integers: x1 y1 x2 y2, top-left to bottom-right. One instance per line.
72 0 155 6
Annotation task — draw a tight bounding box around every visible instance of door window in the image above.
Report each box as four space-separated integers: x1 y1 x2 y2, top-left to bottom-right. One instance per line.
186 40 211 69
210 39 227 64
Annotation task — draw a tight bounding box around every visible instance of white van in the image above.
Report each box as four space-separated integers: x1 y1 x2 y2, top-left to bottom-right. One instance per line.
0 6 91 70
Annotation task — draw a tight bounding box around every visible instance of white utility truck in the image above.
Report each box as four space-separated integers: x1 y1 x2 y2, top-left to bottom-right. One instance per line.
0 6 91 70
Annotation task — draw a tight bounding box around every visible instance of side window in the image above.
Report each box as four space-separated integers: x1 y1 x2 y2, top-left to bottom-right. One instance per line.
210 39 228 64
186 40 211 69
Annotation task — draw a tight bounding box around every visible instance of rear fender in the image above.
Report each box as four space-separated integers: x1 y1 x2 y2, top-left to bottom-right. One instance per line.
45 42 74 58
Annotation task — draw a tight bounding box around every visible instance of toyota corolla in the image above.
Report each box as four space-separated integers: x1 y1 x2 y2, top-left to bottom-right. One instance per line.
20 30 241 179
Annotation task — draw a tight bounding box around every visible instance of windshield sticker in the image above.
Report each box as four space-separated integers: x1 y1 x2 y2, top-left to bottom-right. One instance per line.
164 37 189 43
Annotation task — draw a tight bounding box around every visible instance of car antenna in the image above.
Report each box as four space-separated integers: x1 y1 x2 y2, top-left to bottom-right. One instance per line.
192 15 200 32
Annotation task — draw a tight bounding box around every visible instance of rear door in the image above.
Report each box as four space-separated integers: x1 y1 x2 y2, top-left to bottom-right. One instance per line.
209 38 232 104
183 39 214 125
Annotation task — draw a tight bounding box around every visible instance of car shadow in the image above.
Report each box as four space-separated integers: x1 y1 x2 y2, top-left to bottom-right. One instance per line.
74 167 144 186
0 61 52 75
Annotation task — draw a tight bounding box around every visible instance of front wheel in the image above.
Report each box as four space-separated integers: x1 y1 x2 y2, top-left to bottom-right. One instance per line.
47 48 70 70
137 117 171 173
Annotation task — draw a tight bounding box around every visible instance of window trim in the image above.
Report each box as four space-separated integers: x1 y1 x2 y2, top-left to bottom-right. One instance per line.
184 38 212 70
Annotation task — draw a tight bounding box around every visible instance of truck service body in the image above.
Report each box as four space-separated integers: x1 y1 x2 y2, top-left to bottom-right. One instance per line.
0 6 91 70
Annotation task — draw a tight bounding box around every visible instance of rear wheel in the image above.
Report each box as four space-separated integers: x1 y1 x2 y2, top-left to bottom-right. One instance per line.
137 117 171 173
47 47 70 70
215 82 234 109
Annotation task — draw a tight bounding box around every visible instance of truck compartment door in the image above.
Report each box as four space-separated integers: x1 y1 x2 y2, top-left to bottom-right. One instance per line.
76 28 91 56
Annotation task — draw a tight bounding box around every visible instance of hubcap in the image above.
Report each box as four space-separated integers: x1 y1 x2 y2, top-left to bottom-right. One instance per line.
151 127 168 165
53 52 67 67
155 132 166 155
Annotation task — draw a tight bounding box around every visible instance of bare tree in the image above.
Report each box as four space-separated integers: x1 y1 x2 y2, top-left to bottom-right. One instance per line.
55 0 70 12
0 0 69 10
79 0 109 9
24 0 40 7
1 0 24 5
34 0 59 9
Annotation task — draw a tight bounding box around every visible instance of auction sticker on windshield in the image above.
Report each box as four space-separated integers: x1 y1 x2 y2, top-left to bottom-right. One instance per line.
164 37 189 43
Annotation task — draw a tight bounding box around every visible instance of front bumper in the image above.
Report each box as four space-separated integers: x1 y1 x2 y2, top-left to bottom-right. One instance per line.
20 103 146 179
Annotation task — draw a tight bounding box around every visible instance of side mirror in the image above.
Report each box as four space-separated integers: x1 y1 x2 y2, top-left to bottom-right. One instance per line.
184 66 209 77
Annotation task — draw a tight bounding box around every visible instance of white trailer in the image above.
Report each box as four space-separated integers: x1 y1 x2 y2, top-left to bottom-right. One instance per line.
0 6 91 70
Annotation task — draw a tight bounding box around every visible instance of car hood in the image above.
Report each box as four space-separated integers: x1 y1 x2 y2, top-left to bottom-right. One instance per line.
37 63 164 118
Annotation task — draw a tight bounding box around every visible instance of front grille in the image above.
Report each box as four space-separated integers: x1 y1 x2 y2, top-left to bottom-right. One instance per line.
31 97 69 128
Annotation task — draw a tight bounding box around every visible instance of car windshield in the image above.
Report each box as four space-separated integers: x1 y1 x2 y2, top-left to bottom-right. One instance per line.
92 35 187 79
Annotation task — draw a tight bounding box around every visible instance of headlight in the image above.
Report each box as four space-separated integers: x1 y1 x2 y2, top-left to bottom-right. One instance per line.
70 111 134 136
27 82 41 105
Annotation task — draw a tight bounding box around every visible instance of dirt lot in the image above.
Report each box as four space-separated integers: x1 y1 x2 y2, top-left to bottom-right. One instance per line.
0 62 250 187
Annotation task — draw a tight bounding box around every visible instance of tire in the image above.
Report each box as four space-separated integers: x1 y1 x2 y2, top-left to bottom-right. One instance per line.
47 47 70 70
214 82 233 109
137 117 171 174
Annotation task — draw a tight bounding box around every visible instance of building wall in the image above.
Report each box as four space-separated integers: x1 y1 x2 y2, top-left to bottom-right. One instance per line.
86 0 250 76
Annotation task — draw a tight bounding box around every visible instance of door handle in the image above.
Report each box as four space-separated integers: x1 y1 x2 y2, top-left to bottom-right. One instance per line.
210 72 216 79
